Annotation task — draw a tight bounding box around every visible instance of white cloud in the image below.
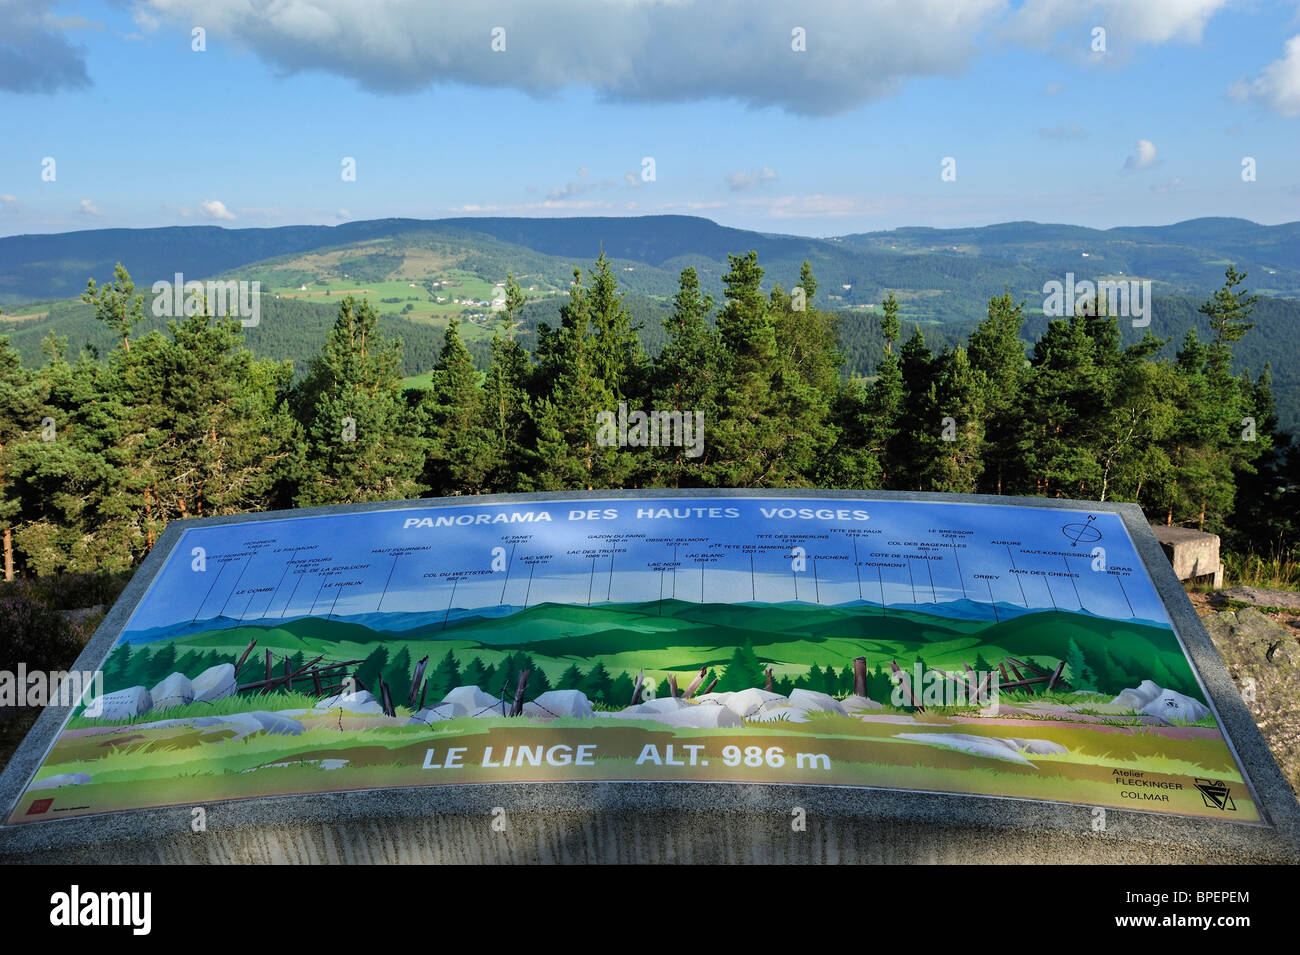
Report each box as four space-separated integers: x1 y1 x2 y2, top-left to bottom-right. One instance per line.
547 168 615 201
130 0 1004 115
1230 34 1300 117
200 199 236 220
1005 0 1227 47
1124 139 1158 170
726 166 778 191
77 198 101 217
0 194 17 213
758 194 863 218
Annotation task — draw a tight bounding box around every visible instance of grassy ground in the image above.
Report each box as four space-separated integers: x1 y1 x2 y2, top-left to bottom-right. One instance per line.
11 711 1257 824
1221 550 1300 590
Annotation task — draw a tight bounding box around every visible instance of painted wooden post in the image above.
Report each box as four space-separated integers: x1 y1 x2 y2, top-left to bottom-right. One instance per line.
889 660 924 712
509 669 531 716
683 666 708 700
408 655 429 707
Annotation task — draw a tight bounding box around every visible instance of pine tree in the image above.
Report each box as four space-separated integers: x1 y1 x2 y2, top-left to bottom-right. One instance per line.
527 267 624 490
800 663 825 691
1064 638 1096 690
769 265 839 485
426 648 462 699
355 646 389 694
8 340 139 574
482 278 532 491
383 646 413 701
558 664 586 691
720 639 766 691
919 347 986 493
295 296 428 506
0 336 40 580
1016 312 1108 498
709 252 785 486
462 656 494 693
82 263 144 353
650 267 720 487
889 327 937 489
422 317 492 495
581 660 613 703
845 293 906 488
586 252 645 402
967 291 1027 495
608 671 635 708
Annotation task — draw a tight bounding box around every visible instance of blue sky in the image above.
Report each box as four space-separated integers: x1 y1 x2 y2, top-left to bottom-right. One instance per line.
2 0 1298 237
120 496 1169 632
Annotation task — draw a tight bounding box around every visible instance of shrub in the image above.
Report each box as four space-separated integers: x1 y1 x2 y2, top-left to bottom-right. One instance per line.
0 582 82 677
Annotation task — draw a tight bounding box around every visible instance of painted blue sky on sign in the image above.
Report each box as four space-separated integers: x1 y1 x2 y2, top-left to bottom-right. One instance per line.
120 497 1170 636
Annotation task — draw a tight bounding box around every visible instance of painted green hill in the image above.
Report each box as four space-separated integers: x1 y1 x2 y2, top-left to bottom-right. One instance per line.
156 598 1197 700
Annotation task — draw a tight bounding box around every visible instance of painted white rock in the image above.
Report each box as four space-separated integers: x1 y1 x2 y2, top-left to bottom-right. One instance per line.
83 686 151 720
724 687 787 718
1140 689 1210 723
191 663 238 703
692 691 733 705
653 705 744 729
1005 737 1069 756
29 772 91 790
407 703 459 725
788 688 848 716
442 685 502 716
748 707 811 723
149 672 195 711
1111 679 1163 710
638 697 689 713
251 711 304 735
841 694 883 712
314 689 383 714
523 689 593 718
894 732 1035 765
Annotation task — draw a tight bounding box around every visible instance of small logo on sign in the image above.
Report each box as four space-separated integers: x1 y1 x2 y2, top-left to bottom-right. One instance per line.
1194 778 1237 811
27 798 54 815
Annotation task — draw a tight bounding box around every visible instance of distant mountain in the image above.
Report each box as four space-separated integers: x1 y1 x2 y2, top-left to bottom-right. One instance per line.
124 592 1164 647
5 214 1299 432
838 217 1300 297
122 603 527 645
5 214 1299 305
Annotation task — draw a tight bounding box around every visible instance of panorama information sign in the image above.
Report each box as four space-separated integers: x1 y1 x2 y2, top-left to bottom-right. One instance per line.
7 492 1265 826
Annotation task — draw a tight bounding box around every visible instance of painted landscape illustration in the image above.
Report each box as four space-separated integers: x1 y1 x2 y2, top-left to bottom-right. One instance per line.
11 495 1258 824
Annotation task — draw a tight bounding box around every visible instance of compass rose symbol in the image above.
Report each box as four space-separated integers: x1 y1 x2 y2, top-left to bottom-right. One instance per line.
1062 514 1101 547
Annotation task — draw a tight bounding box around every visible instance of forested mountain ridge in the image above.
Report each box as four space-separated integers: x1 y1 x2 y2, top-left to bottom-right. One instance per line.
0 252 1294 585
5 215 1299 305
6 219 1300 432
